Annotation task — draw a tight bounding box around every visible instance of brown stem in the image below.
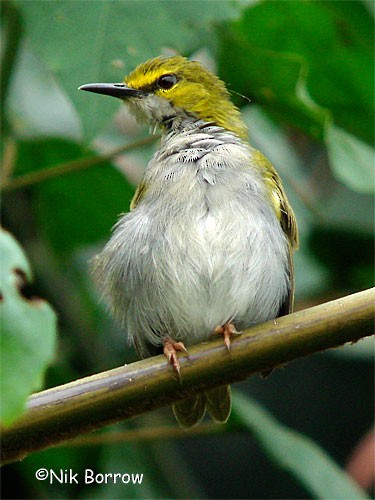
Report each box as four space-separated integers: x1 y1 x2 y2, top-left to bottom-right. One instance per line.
0 135 157 191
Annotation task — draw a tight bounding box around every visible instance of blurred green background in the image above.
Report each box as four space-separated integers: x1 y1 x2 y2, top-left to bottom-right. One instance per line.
1 0 373 498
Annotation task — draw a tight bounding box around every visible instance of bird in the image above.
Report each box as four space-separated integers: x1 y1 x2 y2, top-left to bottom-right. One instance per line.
79 55 298 428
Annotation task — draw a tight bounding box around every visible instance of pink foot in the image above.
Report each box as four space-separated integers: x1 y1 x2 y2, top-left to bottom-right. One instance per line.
163 338 188 376
213 322 242 350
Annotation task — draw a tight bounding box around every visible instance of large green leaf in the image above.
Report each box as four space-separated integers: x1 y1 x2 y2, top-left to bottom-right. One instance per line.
232 392 369 500
6 42 82 140
218 0 373 144
326 124 374 194
90 436 199 499
218 26 329 140
13 139 136 254
0 229 57 425
15 0 246 139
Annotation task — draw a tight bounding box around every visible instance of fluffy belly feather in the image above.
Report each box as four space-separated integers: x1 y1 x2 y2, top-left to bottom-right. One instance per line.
95 195 290 355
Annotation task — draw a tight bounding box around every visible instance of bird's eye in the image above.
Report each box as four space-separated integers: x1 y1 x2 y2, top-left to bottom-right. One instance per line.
156 74 178 90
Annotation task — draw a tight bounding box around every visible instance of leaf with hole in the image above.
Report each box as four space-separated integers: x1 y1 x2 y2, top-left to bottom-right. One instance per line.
0 229 57 425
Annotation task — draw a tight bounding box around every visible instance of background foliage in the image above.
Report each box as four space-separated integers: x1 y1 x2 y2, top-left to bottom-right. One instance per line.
1 1 373 498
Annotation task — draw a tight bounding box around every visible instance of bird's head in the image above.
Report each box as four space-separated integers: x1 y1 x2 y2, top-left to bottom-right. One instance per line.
80 55 247 139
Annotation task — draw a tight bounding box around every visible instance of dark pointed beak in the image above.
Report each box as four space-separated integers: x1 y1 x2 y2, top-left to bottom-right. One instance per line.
78 83 146 99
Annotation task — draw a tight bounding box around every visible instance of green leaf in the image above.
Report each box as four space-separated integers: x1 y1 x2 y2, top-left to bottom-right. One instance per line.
15 0 244 139
6 42 81 140
0 229 57 425
316 182 374 234
363 0 375 18
232 392 369 500
326 124 375 194
218 0 373 143
14 139 136 255
90 439 183 499
219 25 329 140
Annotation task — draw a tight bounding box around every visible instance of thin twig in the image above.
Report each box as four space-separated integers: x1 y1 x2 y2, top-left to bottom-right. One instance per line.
0 136 18 184
1 135 158 191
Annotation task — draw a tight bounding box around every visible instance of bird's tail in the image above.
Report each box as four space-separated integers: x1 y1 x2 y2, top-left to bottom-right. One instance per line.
173 385 231 428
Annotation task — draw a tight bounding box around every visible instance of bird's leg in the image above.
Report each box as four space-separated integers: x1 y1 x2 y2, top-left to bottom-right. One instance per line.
213 322 242 350
163 337 188 376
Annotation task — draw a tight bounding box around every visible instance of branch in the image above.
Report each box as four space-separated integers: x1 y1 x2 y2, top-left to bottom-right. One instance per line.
0 135 158 191
1 288 374 465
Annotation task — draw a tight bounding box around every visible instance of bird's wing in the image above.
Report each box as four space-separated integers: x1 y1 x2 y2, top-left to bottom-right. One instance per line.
253 150 298 314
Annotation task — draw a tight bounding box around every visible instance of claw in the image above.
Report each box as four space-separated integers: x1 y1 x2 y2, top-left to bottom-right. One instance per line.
163 338 189 377
213 322 242 350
